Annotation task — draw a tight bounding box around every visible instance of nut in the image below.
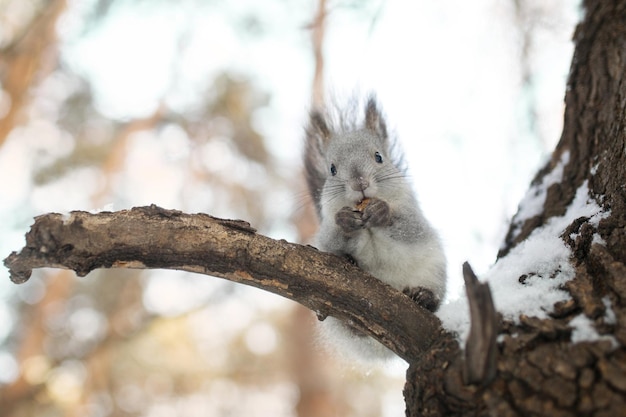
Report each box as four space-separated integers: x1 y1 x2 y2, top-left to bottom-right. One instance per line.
355 198 371 212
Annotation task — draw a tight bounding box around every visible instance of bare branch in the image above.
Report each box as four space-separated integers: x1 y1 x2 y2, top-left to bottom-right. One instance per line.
3 205 447 363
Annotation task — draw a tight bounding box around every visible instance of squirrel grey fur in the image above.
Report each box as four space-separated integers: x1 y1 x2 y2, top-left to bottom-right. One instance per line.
304 96 447 361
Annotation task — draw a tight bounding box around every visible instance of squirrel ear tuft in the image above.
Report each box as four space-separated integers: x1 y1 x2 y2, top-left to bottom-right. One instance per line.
309 111 331 144
364 96 388 139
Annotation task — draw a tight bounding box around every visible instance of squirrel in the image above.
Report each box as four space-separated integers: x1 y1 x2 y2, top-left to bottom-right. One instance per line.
304 95 447 361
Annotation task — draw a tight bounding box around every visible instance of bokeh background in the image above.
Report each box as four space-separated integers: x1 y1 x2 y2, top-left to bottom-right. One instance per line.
0 1 580 416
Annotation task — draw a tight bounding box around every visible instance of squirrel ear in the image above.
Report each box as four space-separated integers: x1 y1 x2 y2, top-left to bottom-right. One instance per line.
364 97 388 139
308 111 331 145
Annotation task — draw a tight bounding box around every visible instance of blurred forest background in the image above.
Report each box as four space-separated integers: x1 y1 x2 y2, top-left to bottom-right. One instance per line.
0 0 580 416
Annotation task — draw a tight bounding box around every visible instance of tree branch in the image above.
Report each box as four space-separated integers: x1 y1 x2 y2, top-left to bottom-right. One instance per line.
3 205 447 363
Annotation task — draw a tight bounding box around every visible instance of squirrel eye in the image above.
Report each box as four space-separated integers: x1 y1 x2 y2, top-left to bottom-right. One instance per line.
374 152 383 164
330 163 337 176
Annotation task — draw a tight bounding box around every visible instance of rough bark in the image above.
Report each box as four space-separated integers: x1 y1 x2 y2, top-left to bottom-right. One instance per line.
3 205 447 364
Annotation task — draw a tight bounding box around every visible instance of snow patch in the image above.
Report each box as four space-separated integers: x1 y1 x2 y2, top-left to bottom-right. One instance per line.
602 296 616 325
438 179 609 344
592 234 607 246
61 212 72 224
507 151 570 243
570 314 617 347
61 203 115 224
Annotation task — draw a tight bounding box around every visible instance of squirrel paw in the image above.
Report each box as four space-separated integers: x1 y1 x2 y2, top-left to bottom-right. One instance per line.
403 286 440 312
362 197 392 227
344 254 358 266
336 207 365 232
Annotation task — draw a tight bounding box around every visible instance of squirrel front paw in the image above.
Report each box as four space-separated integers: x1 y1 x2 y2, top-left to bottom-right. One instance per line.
336 207 365 233
336 198 392 233
362 198 392 227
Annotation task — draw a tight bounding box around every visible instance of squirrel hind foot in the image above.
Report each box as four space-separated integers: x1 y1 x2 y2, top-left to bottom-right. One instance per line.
344 253 358 266
403 286 440 312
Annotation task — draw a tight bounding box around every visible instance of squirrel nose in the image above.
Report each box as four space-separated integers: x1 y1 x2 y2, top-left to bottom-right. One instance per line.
351 176 369 191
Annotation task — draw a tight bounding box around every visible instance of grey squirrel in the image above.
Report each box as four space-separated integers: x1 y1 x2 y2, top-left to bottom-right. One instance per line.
304 96 447 361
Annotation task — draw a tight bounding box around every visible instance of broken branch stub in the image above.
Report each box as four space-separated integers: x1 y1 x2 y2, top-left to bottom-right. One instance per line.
462 261 498 386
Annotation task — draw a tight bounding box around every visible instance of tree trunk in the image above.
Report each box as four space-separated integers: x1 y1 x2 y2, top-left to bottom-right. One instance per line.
405 1 626 415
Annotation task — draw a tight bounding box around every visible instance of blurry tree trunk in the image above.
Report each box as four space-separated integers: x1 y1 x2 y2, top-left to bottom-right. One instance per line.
0 0 66 146
0 270 75 415
310 0 326 108
288 3 356 416
91 106 166 206
287 307 352 417
405 1 626 415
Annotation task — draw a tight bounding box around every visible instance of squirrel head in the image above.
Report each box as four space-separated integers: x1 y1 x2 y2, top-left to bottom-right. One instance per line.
304 96 408 217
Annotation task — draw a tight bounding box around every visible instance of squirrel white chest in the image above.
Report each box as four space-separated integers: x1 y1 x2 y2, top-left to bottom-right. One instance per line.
350 227 445 297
